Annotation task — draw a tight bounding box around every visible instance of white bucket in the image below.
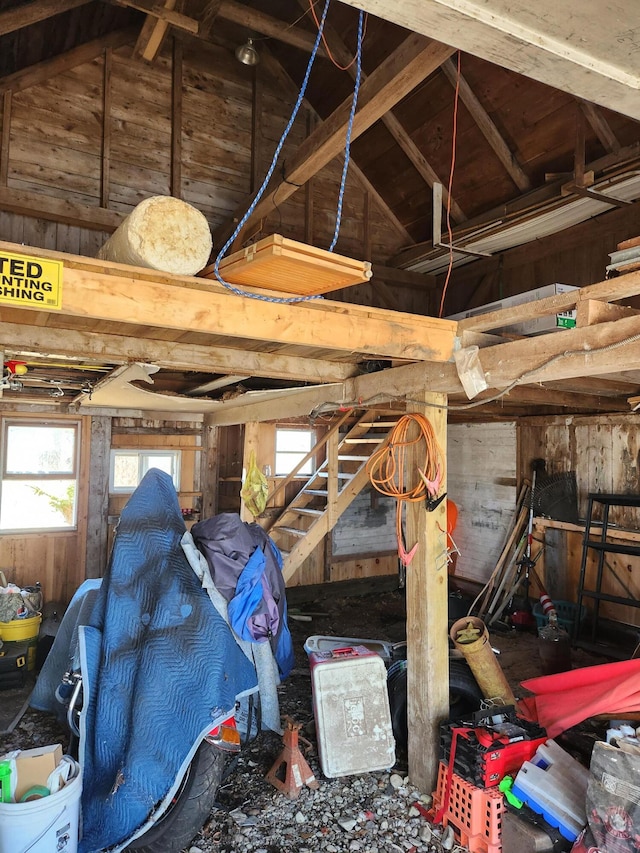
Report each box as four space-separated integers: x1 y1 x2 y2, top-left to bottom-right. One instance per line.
0 763 81 853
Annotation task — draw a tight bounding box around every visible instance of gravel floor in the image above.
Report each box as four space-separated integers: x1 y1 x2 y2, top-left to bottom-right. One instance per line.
1 584 604 853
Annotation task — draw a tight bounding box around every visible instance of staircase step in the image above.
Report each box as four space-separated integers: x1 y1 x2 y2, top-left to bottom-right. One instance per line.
316 471 353 479
338 454 370 461
273 525 306 537
303 489 328 496
343 436 386 443
291 507 324 517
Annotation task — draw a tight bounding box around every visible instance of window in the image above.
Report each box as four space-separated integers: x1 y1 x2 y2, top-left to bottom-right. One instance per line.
110 449 181 494
1 420 79 531
275 428 314 477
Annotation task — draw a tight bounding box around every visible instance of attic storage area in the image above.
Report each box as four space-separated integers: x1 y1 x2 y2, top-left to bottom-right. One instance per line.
1 1 640 852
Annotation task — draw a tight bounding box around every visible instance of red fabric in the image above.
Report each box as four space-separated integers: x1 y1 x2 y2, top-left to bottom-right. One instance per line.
517 658 640 737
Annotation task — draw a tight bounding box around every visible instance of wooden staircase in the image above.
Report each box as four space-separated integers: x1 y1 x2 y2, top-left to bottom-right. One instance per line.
262 410 400 583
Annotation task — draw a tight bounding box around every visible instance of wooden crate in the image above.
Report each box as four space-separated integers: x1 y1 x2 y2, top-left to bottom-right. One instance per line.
201 234 372 296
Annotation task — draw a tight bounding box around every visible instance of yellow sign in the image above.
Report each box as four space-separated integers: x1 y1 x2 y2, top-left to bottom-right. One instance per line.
0 251 63 310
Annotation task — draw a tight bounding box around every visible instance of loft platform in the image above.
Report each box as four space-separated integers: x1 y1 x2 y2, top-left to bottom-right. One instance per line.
202 234 373 296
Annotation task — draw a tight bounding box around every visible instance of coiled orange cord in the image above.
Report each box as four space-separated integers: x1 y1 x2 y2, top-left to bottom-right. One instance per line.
366 414 446 565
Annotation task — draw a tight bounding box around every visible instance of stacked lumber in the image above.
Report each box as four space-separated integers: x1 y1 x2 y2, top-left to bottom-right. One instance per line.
475 483 533 625
606 235 640 276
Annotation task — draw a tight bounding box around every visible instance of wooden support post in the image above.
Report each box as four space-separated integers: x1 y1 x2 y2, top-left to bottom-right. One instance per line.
327 429 339 529
404 391 449 793
85 416 112 579
201 414 219 519
240 421 261 523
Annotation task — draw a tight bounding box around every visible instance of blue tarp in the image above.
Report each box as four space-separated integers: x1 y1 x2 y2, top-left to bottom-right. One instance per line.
77 470 260 853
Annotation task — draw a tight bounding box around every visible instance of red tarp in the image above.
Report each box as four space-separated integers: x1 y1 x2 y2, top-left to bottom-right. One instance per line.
517 658 640 737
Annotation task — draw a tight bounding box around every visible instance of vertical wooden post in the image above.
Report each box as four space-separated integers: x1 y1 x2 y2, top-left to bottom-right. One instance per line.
200 414 219 519
405 391 449 793
85 416 112 579
240 421 261 523
171 37 183 199
0 91 11 187
363 190 372 260
250 66 262 194
101 49 112 209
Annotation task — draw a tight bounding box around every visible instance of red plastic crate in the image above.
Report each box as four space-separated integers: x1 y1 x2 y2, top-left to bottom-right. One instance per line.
433 761 503 853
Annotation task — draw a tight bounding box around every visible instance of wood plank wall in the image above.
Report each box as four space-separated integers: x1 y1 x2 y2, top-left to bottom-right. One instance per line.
520 413 640 627
0 39 406 266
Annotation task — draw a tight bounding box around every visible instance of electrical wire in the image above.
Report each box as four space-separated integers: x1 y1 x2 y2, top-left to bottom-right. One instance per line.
309 329 640 417
438 50 461 319
308 0 368 71
366 413 446 565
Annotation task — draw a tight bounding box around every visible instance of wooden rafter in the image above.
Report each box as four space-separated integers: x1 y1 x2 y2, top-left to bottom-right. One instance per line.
220 35 454 244
440 57 531 193
0 0 92 36
299 1 465 225
134 0 180 62
579 99 621 154
0 27 136 94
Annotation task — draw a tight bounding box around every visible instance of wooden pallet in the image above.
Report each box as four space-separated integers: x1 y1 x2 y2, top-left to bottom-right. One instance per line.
201 234 373 296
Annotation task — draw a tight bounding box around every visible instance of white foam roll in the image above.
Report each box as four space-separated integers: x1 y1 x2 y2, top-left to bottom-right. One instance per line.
97 195 213 275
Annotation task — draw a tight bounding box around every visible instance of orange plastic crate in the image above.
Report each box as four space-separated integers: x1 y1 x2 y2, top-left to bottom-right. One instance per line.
433 761 503 853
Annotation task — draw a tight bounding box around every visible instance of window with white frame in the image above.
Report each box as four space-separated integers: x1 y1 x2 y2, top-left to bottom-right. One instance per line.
275 428 314 477
110 449 181 494
0 420 80 531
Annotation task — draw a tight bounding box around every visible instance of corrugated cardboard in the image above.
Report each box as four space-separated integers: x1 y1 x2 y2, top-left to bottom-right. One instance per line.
15 743 62 801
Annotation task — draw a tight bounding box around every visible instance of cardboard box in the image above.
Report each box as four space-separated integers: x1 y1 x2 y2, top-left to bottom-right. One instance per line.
447 283 579 336
14 743 62 801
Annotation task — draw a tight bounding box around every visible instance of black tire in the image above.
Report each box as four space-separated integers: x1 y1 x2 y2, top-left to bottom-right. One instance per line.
387 658 484 765
127 741 226 853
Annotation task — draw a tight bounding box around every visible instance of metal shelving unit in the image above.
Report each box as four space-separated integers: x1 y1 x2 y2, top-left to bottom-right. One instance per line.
574 493 640 655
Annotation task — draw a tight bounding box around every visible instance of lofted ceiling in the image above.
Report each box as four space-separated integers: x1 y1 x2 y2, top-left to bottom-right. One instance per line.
0 0 639 418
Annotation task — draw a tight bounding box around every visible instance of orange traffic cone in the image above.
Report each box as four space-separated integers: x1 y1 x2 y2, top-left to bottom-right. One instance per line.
265 718 319 799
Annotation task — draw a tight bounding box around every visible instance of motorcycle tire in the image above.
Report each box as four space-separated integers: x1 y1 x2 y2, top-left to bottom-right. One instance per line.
126 741 226 853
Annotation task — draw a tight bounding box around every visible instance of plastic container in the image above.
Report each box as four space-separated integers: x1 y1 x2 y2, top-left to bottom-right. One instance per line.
532 601 586 634
308 645 395 777
0 614 41 671
432 760 503 853
511 740 588 842
537 624 572 675
0 760 81 853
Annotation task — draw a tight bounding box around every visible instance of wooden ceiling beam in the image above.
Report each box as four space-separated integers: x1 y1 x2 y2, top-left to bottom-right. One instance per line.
133 0 179 62
440 57 531 193
113 0 197 34
0 185 123 230
578 99 621 155
0 27 136 94
450 384 630 412
0 321 359 383
224 35 454 243
0 0 92 36
293 0 465 225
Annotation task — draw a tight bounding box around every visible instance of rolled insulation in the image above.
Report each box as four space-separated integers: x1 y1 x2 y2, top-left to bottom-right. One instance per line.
97 195 213 275
449 615 517 707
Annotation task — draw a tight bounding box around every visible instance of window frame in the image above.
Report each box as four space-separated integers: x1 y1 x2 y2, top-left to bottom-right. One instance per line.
0 418 81 533
274 426 315 478
109 448 182 494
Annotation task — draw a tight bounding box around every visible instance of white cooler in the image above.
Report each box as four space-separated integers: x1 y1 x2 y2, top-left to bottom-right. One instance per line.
308 645 395 778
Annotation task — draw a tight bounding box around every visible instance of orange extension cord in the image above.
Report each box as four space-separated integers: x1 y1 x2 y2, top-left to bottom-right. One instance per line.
366 413 446 565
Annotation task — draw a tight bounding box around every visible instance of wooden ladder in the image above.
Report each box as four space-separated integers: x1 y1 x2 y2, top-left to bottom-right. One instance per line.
263 410 400 583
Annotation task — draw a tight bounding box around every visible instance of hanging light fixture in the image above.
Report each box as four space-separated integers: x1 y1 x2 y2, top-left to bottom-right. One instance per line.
235 37 259 66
